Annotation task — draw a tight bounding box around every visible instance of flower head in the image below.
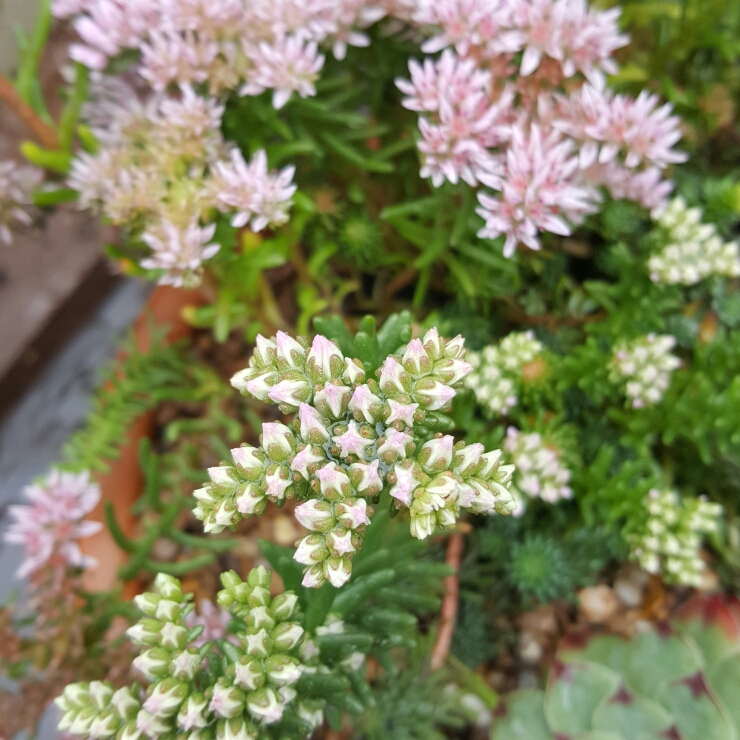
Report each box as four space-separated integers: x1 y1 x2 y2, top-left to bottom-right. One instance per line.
4 469 102 579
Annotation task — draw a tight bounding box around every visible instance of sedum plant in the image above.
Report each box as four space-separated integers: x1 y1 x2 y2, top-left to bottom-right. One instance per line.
57 569 318 739
491 593 740 740
194 326 516 588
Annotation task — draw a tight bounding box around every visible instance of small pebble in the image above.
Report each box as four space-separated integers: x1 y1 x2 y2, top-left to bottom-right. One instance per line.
518 632 543 664
578 585 618 624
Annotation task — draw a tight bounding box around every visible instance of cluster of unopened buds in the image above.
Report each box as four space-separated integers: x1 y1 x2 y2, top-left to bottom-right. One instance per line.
465 331 545 416
57 568 313 739
503 427 572 509
194 328 515 588
609 334 681 409
648 197 740 285
631 489 722 587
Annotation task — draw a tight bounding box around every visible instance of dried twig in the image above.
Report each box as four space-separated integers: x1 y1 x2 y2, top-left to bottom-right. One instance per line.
0 73 57 150
431 531 465 670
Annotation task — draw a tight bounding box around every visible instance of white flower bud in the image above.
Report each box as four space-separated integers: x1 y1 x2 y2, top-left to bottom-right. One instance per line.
294 534 329 565
112 686 140 721
143 679 187 717
385 399 419 427
270 621 304 651
231 446 265 475
133 647 170 680
422 327 443 360
295 499 336 532
247 687 284 724
326 528 356 555
210 679 246 719
401 338 431 375
412 379 456 410
379 356 410 395
389 463 420 507
233 656 265 691
348 384 385 423
244 628 271 658
377 429 414 463
275 331 306 369
268 377 311 408
264 654 301 685
343 357 365 384
253 334 277 366
332 421 374 458
154 573 183 601
236 483 266 515
170 648 203 681
348 459 383 496
88 681 113 711
326 556 352 587
269 592 299 621
314 381 352 419
290 445 326 480
260 422 295 462
410 512 436 539
299 403 330 444
418 435 454 472
307 335 344 380
335 498 370 529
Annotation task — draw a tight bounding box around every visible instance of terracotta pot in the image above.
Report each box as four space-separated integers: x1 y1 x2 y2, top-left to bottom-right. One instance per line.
80 286 204 595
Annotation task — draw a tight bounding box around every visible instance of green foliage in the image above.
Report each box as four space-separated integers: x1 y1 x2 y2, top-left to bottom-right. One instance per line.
313 311 413 374
491 594 740 740
61 327 195 473
506 535 581 604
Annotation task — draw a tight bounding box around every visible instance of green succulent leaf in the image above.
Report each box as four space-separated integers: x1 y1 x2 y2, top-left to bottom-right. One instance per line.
591 686 673 738
544 661 621 736
657 671 736 740
559 634 630 678
622 630 703 700
490 690 554 740
708 654 740 731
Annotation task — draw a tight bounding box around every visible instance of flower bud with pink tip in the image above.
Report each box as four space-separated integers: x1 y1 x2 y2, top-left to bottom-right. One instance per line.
306 335 344 381
295 500 336 532
274 331 307 370
379 356 411 395
298 403 330 444
261 423 296 463
418 435 454 473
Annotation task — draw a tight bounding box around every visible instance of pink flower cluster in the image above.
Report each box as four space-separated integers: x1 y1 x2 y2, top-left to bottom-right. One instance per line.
399 0 687 255
69 83 296 287
3 469 102 579
55 0 385 104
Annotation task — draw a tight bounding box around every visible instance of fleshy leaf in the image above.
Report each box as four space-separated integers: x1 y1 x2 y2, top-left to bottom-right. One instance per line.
490 689 554 740
592 685 672 738
657 671 735 740
544 661 621 736
708 654 740 731
622 628 702 700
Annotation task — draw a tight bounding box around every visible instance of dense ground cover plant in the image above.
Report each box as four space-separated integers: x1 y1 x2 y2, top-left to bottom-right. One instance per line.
0 0 739 737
